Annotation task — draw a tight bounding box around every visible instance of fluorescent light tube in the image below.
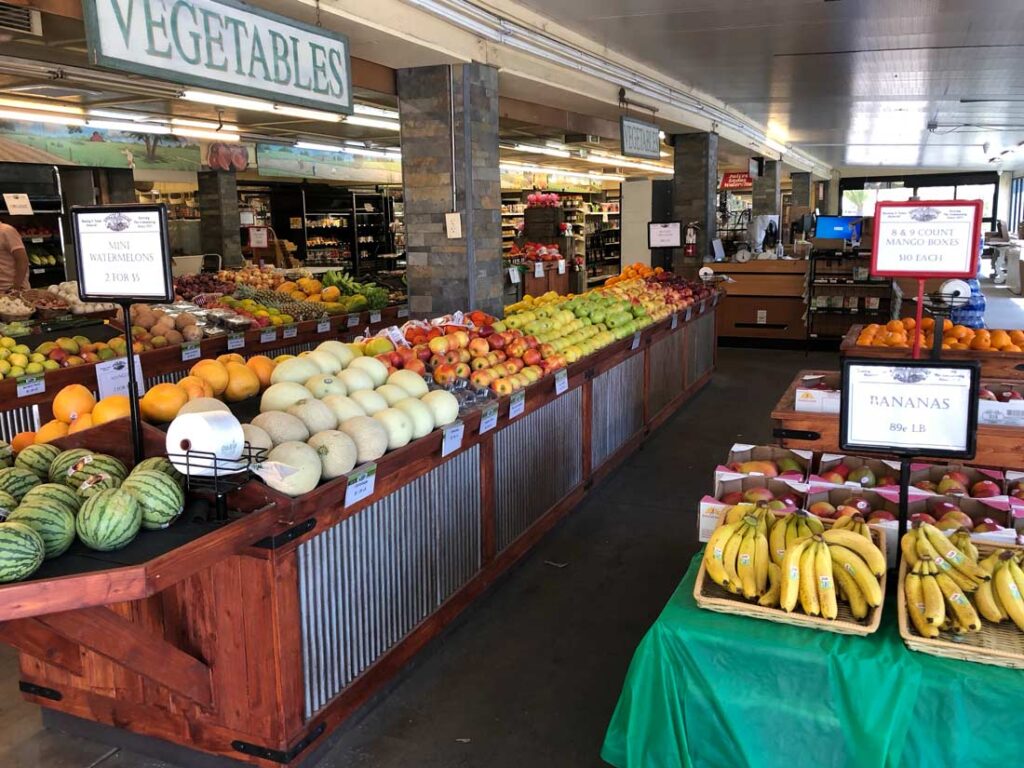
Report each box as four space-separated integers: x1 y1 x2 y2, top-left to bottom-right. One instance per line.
0 109 84 126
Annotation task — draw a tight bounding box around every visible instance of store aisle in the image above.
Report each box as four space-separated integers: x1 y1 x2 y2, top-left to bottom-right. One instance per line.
981 278 1024 329
0 347 836 768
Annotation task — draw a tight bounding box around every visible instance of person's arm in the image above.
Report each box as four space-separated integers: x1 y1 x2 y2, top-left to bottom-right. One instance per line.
10 239 28 289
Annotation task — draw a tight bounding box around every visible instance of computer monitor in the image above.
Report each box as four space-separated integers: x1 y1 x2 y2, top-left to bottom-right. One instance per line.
815 215 863 241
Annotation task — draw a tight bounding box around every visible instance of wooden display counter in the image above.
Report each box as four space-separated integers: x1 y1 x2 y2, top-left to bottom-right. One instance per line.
0 304 719 767
712 260 807 341
771 369 1024 470
841 325 1024 381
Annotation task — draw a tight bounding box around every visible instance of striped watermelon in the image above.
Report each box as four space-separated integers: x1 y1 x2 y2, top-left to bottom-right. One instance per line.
131 457 184 487
15 444 60 480
0 490 18 515
0 468 40 503
121 470 185 530
0 521 45 582
64 454 128 496
0 440 11 469
8 503 75 559
49 449 93 483
76 489 141 551
20 483 81 515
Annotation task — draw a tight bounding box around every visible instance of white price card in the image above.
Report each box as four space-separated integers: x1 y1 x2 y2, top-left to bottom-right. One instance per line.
95 357 145 399
283 324 297 339
15 374 44 398
260 328 277 344
671 313 679 330
699 300 707 314
181 342 201 362
509 390 526 419
249 227 269 248
369 311 382 324
347 314 360 328
479 403 499 434
3 194 33 216
631 332 641 351
756 309 767 325
534 261 545 278
397 307 410 318
344 464 377 508
508 267 521 284
557 258 566 274
227 332 245 351
685 307 693 322
441 421 465 457
554 369 569 395
317 317 331 333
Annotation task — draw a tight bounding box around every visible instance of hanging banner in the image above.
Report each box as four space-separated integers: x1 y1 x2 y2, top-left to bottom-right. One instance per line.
620 116 661 160
871 200 983 278
720 172 753 190
83 0 352 114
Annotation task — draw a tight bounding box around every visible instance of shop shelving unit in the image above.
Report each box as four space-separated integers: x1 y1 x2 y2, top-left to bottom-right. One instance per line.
805 250 901 340
0 193 66 289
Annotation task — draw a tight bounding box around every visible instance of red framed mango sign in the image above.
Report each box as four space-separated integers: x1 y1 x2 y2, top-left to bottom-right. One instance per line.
870 199 982 278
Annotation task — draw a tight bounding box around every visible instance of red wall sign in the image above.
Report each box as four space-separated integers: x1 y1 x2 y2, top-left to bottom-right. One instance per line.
871 200 982 278
720 172 753 190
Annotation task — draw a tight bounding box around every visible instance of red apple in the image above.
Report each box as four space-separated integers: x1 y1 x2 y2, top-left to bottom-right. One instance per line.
777 493 801 511
523 348 542 366
970 480 1002 498
470 356 490 371
468 338 490 358
470 370 493 388
433 363 457 386
505 358 524 374
979 388 999 401
946 470 971 486
404 359 426 375
387 351 404 367
931 500 962 518
487 334 506 351
443 350 461 366
491 378 513 396
524 335 539 349
453 362 471 379
876 475 899 488
428 336 450 355
415 344 432 362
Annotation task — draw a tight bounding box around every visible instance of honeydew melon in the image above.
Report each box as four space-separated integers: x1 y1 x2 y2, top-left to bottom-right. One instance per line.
375 384 410 407
338 416 388 463
270 357 321 385
420 390 459 428
260 382 314 413
315 341 356 368
336 368 374 394
349 389 388 416
373 408 413 450
300 350 343 375
305 374 347 399
393 398 434 439
347 357 388 387
387 370 429 399
178 397 231 416
320 394 366 423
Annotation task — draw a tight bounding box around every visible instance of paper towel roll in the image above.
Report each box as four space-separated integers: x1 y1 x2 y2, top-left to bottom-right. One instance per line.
165 411 246 477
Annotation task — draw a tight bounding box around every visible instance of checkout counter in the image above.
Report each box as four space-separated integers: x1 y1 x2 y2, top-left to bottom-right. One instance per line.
713 258 809 340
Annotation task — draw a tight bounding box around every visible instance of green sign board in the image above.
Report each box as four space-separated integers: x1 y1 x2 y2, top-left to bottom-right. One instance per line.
82 0 352 114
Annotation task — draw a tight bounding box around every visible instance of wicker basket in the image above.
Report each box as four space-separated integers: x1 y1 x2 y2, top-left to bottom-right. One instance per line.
896 543 1024 669
694 521 887 637
0 311 33 323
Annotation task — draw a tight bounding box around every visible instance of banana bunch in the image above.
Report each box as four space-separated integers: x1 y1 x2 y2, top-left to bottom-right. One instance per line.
949 529 980 563
780 529 885 620
899 524 990 593
724 502 775 536
904 558 982 638
704 514 771 600
980 550 1024 631
768 510 824 566
831 513 872 541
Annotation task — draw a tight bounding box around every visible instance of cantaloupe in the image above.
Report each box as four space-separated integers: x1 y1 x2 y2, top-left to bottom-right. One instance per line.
260 382 314 413
347 357 388 387
420 390 459 427
349 389 388 416
321 395 366 424
250 412 310 445
300 350 343 375
315 341 355 368
375 384 409 407
394 397 435 439
286 399 338 434
387 370 429 399
241 424 274 453
270 358 321 385
337 368 374 394
373 408 413 450
177 397 230 416
306 374 347 399
263 442 322 496
307 430 357 479
338 416 388 463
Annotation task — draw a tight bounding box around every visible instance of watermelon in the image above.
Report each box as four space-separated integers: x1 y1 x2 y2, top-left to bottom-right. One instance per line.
131 457 184 487
15 444 60 480
50 449 93 483
76 489 141 551
0 440 12 469
0 521 45 582
64 454 128 496
121 470 185 530
7 503 75 559
20 483 81 515
0 467 40 503
0 490 18 515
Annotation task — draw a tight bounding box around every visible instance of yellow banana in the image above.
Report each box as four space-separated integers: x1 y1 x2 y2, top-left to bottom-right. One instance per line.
1008 558 1024 614
950 529 979 563
724 502 758 524
833 561 868 619
759 563 782 608
737 525 758 599
935 572 981 631
854 519 871 541
754 526 769 596
994 555 1024 631
780 538 812 612
900 532 919 567
920 572 945 626
980 550 1003 575
799 542 821 616
721 524 745 594
916 531 979 592
829 544 882 607
815 539 838 620
921 524 989 583
704 521 742 588
904 572 939 638
796 518 811 540
805 513 825 535
784 515 800 549
833 515 853 531
973 578 1005 623
769 514 789 566
822 528 886 576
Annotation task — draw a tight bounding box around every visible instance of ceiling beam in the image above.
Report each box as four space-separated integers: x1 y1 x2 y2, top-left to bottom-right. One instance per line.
498 97 619 142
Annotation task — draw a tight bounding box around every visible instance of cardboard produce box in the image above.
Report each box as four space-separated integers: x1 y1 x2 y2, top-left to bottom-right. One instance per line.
716 443 812 483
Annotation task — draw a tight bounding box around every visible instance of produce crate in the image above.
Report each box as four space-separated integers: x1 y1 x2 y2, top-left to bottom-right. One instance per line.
896 543 1024 669
693 520 887 636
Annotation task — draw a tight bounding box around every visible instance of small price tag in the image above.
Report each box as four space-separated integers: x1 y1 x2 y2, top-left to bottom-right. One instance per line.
227 332 245 351
283 324 297 339
385 325 408 348
260 328 277 344
441 421 465 457
508 267 520 284
95 357 145 399
684 307 693 322
181 342 201 362
557 258 566 274
347 314 360 328
534 261 544 278
344 464 377 507
671 313 679 330
369 311 382 324
15 374 44 397
699 300 707 314
630 331 641 351
479 403 499 434
509 390 526 419
397 307 410 318
2 193 33 216
317 317 331 334
554 369 568 395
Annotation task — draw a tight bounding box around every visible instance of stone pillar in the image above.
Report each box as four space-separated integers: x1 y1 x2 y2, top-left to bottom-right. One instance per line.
397 63 502 317
790 172 813 209
197 170 242 267
671 132 718 272
827 170 842 215
752 159 781 216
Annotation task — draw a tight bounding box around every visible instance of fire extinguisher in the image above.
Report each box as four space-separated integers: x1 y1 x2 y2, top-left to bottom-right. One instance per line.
683 221 699 259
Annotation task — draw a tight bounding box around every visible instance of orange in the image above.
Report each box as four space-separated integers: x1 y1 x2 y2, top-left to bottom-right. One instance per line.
92 394 131 426
864 323 882 335
950 325 970 340
920 318 935 332
886 319 904 333
11 431 35 453
190 359 229 396
52 384 96 424
872 337 889 347
35 419 69 444
1004 344 1023 353
884 331 907 346
68 413 94 434
1010 330 1024 346
969 335 992 351
223 362 260 402
139 383 188 423
902 317 916 331
942 319 954 332
856 334 874 347
991 330 1013 350
951 342 969 350
217 353 246 366
177 375 214 400
246 355 276 388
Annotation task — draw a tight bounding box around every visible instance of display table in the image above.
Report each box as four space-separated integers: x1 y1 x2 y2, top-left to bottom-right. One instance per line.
712 260 807 341
602 553 1024 768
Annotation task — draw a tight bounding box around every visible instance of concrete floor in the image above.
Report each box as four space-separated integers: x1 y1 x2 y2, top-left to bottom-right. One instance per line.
0 346 837 768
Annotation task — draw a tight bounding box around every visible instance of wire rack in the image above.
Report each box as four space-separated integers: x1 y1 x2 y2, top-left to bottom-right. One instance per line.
165 443 268 520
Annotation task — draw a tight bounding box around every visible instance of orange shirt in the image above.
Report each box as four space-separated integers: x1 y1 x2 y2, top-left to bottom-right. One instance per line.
0 222 28 291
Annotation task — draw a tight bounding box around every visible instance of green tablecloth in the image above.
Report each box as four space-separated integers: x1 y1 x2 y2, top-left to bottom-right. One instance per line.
602 553 1024 768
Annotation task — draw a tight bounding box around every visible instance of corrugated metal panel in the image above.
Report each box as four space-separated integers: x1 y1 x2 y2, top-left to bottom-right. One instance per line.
685 313 715 387
494 388 582 550
647 331 685 418
145 370 182 388
591 354 644 469
0 404 39 443
270 341 317 358
298 445 481 719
